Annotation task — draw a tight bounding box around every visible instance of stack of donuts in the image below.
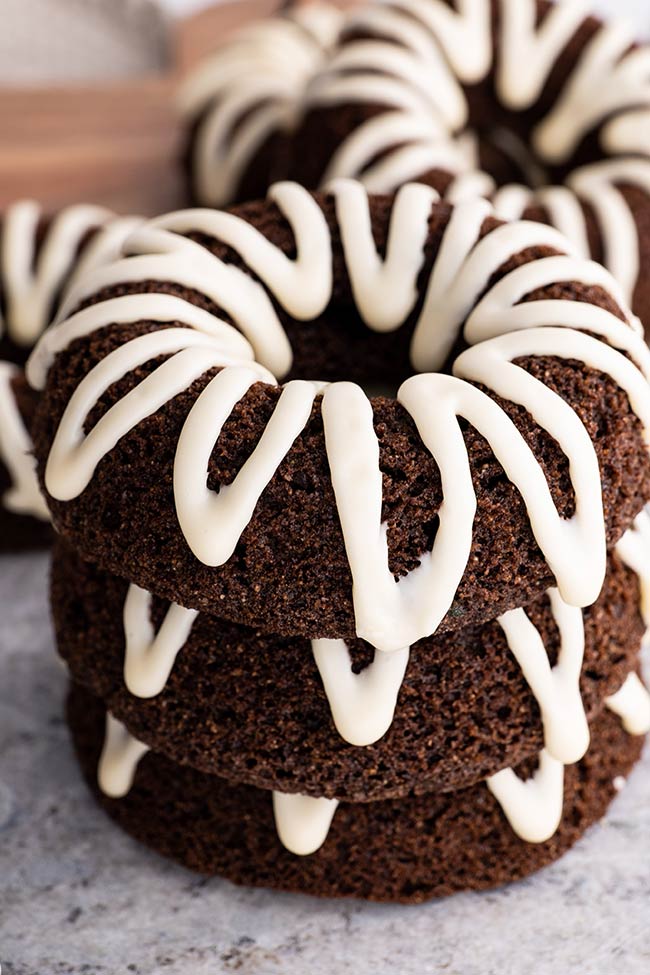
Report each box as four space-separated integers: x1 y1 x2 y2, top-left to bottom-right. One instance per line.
25 173 650 900
1 0 649 902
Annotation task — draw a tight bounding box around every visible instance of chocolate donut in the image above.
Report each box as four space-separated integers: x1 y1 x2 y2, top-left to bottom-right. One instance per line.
181 0 650 328
27 184 650 643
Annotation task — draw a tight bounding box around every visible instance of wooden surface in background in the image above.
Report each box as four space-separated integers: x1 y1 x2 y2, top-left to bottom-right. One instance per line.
0 1 286 215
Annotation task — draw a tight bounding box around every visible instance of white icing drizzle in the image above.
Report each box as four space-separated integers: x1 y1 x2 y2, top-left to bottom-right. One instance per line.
123 584 198 699
311 639 410 747
0 206 141 520
179 6 342 207
0 201 113 347
28 184 650 656
0 362 49 519
174 373 318 566
534 21 650 165
615 509 650 631
287 0 650 302
272 791 339 856
567 160 650 304
493 160 650 305
377 0 492 84
496 0 589 111
497 590 589 765
97 713 150 799
602 110 650 157
606 673 650 736
487 749 564 844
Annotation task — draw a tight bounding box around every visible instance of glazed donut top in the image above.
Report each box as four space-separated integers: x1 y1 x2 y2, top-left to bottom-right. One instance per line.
182 0 650 313
28 181 650 650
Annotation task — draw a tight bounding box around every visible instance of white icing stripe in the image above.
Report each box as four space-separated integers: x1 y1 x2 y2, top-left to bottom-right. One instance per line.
151 184 333 324
123 585 198 699
174 373 317 567
180 8 341 207
0 362 49 520
272 791 339 856
44 330 271 502
97 714 149 799
491 160 650 306
497 0 589 110
603 110 650 156
311 639 410 747
320 113 469 190
330 180 438 332
0 201 113 347
29 184 650 655
53 226 295 380
487 749 565 844
568 160 650 304
498 591 588 765
62 216 144 301
606 674 650 736
411 211 578 373
27 293 254 391
382 0 492 84
615 510 650 630
534 22 650 164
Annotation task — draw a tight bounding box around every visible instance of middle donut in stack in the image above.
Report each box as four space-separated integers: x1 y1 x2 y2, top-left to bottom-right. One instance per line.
27 180 650 899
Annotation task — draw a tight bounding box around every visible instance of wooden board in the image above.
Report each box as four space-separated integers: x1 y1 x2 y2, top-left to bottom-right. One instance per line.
0 1 289 215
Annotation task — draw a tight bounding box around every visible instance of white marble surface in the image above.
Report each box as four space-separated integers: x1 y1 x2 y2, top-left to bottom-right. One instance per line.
1 551 649 974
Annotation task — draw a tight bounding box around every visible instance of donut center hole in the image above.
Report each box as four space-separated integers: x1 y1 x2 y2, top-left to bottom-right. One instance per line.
483 127 551 189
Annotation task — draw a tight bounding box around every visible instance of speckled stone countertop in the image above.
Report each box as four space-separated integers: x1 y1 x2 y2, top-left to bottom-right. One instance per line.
1 551 649 975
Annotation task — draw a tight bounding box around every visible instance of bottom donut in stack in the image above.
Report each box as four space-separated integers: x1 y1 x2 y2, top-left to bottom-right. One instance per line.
53 520 650 903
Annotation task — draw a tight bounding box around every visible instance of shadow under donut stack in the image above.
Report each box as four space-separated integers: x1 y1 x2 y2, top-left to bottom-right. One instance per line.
0 201 141 550
181 0 650 332
28 179 650 901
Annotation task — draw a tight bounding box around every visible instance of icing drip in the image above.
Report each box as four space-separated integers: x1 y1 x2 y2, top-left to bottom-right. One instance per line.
496 0 588 111
494 160 650 305
272 791 339 856
487 750 564 844
44 329 271 502
606 674 650 736
311 639 410 746
180 7 342 207
376 0 492 84
0 201 113 347
123 585 198 698
0 362 49 520
602 111 650 157
497 590 589 765
533 20 650 165
174 373 319 566
28 184 650 654
97 714 149 799
615 510 650 630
